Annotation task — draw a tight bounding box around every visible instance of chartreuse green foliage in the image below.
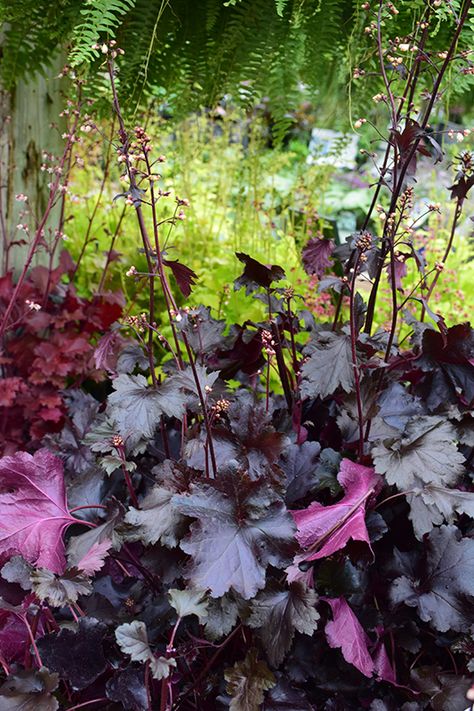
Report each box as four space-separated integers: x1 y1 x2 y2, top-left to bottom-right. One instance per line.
67 109 336 325
67 110 474 336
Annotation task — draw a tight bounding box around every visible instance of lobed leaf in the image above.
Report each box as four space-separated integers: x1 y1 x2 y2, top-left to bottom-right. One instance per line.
300 331 354 400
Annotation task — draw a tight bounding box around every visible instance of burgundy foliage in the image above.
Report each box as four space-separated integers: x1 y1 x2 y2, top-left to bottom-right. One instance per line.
0 253 123 455
1 20 474 705
0 247 472 710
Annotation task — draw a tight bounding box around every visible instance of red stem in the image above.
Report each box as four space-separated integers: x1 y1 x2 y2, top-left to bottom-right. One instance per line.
67 698 109 711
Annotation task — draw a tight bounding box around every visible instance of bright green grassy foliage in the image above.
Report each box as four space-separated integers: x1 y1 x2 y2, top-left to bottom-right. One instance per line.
66 110 473 347
67 110 335 325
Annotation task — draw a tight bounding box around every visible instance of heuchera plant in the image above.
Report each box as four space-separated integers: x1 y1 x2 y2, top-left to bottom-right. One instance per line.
1 3 474 710
0 253 123 455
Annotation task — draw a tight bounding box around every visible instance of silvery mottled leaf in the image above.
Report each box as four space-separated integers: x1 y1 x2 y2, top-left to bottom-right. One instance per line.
407 484 474 539
391 525 474 632
168 588 208 620
0 667 59 711
300 332 354 400
31 569 92 607
83 418 117 454
115 620 152 664
115 621 176 680
248 582 319 666
1 556 33 590
149 656 177 681
372 416 465 489
99 454 136 476
124 461 189 548
204 595 240 641
108 373 186 442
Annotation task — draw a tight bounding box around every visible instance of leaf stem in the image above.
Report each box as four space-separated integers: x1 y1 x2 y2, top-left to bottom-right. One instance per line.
69 504 108 514
67 698 109 710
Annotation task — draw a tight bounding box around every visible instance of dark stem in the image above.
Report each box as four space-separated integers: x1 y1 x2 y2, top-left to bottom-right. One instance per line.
363 0 471 335
349 254 364 459
420 196 463 320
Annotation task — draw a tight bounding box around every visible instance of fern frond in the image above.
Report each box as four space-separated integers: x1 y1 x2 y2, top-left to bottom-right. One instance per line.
69 0 136 66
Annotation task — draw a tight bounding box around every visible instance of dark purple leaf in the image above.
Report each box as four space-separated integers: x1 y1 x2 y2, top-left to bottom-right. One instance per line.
449 174 474 201
36 617 107 690
280 445 341 504
173 473 296 598
263 677 314 710
176 305 226 356
302 237 334 278
420 323 474 406
279 441 321 504
410 666 471 711
93 329 123 371
235 252 285 291
227 391 288 478
163 258 198 297
117 342 149 373
386 255 407 291
106 666 148 711
214 324 265 378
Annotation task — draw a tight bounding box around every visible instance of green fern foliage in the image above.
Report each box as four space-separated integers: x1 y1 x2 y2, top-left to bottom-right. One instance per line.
69 0 137 66
1 0 473 128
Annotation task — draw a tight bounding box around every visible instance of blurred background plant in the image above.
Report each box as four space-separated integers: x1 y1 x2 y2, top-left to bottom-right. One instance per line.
64 104 474 339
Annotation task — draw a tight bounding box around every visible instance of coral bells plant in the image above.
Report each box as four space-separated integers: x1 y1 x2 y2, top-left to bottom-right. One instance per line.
0 252 124 454
1 11 474 711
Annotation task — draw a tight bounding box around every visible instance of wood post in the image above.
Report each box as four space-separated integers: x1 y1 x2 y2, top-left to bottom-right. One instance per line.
0 53 65 274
